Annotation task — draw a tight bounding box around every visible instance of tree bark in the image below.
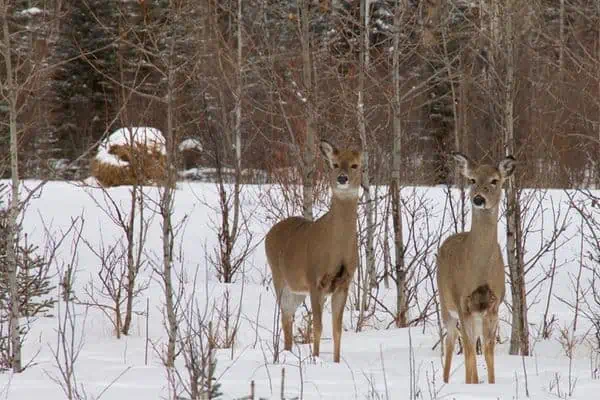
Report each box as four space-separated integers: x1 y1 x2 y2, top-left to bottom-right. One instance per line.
232 0 242 243
558 0 565 83
122 186 137 336
358 0 376 319
597 0 600 187
392 1 407 328
2 0 23 373
441 23 466 231
502 0 529 356
161 39 178 368
299 0 315 221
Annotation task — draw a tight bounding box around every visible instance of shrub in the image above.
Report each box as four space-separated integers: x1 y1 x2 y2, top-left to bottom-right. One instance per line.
91 127 168 187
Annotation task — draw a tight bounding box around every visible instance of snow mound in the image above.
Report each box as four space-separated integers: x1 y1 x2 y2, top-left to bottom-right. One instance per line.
179 138 202 152
95 127 166 167
19 7 44 16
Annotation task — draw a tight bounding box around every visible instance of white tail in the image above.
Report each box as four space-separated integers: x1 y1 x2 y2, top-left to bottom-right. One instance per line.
437 152 516 384
265 140 363 362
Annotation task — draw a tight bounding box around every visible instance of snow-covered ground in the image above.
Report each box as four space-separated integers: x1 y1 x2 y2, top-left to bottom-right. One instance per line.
1 181 599 399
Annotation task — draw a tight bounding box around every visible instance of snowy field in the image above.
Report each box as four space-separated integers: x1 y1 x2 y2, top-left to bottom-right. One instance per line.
1 180 600 399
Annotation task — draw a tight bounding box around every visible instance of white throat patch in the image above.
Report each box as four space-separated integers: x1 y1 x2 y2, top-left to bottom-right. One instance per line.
333 186 359 200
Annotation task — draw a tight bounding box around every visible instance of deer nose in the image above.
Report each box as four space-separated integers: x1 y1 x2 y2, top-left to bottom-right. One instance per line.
337 175 348 185
473 195 486 207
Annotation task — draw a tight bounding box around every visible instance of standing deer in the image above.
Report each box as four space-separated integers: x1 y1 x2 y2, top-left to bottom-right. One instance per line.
437 152 516 384
265 140 362 363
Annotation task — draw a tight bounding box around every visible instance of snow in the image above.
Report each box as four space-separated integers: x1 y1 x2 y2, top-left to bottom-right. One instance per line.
0 181 599 399
179 138 203 152
95 127 166 167
18 7 44 16
179 167 270 183
296 91 308 103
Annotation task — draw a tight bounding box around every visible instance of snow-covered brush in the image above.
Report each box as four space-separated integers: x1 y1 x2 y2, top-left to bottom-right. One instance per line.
90 127 168 187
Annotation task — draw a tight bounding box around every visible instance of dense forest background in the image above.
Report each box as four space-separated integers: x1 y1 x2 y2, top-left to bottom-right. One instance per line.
2 0 600 188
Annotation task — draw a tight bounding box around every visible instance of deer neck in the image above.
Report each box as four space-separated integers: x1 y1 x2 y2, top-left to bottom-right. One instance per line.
323 194 358 232
469 206 499 249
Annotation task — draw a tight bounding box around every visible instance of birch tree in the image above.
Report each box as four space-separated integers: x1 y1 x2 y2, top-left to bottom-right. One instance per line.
299 0 316 221
357 0 377 320
215 0 245 284
391 0 408 328
124 1 198 368
199 0 254 284
1 0 22 372
489 0 529 356
440 5 467 232
160 34 178 368
597 0 600 187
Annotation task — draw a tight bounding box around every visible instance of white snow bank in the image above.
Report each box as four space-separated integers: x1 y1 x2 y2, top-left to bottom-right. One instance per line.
178 138 202 152
19 7 44 16
95 127 166 167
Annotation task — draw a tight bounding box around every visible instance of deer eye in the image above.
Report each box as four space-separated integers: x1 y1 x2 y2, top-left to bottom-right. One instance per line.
490 179 499 185
333 163 339 169
469 178 476 185
351 164 358 169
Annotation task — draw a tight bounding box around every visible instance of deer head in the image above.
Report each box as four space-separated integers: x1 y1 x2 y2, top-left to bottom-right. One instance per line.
452 152 515 210
320 140 363 200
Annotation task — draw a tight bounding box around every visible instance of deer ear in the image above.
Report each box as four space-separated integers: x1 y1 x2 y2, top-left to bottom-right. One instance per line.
452 152 474 179
498 155 516 178
320 140 338 168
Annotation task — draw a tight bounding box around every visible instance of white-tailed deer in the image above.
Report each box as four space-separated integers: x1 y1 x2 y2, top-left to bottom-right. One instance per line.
437 152 516 384
265 140 362 363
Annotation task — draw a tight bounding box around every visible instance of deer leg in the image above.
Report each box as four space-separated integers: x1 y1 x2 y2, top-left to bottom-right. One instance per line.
483 313 499 383
281 311 293 351
443 317 459 383
460 314 479 384
279 286 305 352
331 285 349 363
310 288 324 358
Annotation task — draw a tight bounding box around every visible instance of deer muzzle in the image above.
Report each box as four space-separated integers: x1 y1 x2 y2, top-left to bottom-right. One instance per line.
337 174 349 185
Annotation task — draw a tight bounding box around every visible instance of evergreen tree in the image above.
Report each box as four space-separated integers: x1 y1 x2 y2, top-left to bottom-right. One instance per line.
51 0 119 170
0 184 55 371
0 1 53 178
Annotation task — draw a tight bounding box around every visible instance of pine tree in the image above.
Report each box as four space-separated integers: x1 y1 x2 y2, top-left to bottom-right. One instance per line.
0 235 56 319
51 0 119 172
0 1 54 178
0 183 55 371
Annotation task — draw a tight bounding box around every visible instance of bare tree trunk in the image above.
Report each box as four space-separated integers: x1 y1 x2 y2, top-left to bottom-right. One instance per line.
213 0 244 284
232 0 242 239
299 0 315 221
118 16 136 337
597 0 600 187
235 0 242 175
441 23 466 231
121 185 147 337
358 0 376 319
161 42 178 368
559 0 565 82
506 182 528 356
122 186 137 335
392 1 407 328
458 75 466 231
502 0 529 356
382 195 391 289
2 0 23 373
115 10 147 336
